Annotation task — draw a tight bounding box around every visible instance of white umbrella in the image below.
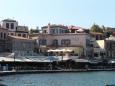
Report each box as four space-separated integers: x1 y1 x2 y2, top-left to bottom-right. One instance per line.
61 49 73 52
77 29 84 32
48 49 72 52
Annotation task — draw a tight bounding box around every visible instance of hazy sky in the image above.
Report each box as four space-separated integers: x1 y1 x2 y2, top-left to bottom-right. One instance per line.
0 0 115 29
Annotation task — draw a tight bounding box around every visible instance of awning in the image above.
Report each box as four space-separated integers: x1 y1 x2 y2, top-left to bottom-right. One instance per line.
47 46 83 55
47 49 73 52
77 29 84 32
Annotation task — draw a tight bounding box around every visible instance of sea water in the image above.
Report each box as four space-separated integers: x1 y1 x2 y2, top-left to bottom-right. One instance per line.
1 71 115 86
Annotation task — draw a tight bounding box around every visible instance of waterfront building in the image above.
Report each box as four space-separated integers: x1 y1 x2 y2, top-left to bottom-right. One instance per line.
1 19 18 32
0 27 8 52
32 24 92 59
105 35 115 59
15 26 29 38
1 19 29 38
93 40 105 59
6 36 35 56
90 35 115 60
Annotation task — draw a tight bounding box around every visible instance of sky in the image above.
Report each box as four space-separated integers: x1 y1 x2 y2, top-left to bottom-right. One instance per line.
0 0 115 29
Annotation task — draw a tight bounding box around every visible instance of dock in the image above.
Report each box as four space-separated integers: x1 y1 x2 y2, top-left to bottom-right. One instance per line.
1 68 115 76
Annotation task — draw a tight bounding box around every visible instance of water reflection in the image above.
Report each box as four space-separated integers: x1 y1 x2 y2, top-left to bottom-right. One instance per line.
1 72 115 86
0 83 7 86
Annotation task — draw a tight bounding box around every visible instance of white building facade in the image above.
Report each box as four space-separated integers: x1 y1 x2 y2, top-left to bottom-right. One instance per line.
32 24 92 59
36 33 91 58
7 36 35 56
42 23 68 34
1 19 18 32
1 19 29 38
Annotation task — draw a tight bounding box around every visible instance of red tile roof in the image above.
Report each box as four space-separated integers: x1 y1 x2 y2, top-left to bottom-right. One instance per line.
68 25 84 30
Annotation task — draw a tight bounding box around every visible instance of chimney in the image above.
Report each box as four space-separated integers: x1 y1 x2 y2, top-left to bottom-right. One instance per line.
47 23 51 34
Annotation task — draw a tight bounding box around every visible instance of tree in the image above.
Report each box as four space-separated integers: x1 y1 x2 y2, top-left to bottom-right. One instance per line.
90 24 103 33
30 27 40 34
102 25 106 32
104 27 112 38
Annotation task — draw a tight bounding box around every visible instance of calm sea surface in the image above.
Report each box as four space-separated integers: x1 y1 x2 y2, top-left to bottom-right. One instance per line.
1 71 115 86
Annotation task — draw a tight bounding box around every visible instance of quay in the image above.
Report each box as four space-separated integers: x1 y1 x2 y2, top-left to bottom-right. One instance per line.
1 68 115 76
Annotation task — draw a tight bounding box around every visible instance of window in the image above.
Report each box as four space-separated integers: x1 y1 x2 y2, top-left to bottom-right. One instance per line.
6 23 9 28
39 39 47 45
1 32 3 38
65 29 69 33
43 39 47 45
94 53 98 57
100 35 102 40
100 52 105 56
112 51 115 57
18 34 21 36
56 29 58 34
61 40 65 45
59 29 62 34
71 29 75 33
86 39 90 47
51 29 55 34
11 33 14 35
23 34 26 37
61 39 71 46
39 39 42 45
16 27 17 30
62 30 64 33
96 35 99 40
43 30 46 33
111 43 115 50
11 23 14 29
52 39 58 46
4 33 6 39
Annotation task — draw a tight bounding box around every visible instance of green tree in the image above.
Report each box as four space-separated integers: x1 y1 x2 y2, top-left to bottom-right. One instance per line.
102 25 106 32
90 24 103 33
30 27 40 34
104 27 112 38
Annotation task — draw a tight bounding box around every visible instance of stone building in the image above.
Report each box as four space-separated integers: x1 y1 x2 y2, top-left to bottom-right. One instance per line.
6 36 35 56
36 33 91 58
105 36 115 59
32 24 92 58
90 35 115 60
15 26 29 38
1 19 29 38
0 27 8 52
92 40 105 59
